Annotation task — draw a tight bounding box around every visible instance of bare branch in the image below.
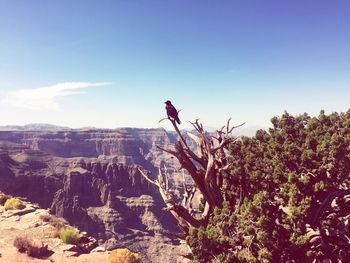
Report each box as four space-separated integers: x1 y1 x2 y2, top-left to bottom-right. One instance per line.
138 168 160 187
158 117 169 123
152 117 243 235
159 109 182 123
211 137 237 154
163 164 169 190
156 145 177 156
228 122 246 134
139 166 206 232
226 118 232 134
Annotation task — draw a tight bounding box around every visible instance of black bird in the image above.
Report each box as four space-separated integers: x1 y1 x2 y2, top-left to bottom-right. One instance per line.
165 100 181 124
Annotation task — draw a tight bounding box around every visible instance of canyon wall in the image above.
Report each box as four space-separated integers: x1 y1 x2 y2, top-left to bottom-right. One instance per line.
0 128 190 262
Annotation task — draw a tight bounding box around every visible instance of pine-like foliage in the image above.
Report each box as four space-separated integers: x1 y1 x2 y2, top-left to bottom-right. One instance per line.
186 110 350 262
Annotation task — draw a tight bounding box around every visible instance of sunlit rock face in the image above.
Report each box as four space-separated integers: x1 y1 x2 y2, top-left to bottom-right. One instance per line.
0 128 177 167
0 136 184 262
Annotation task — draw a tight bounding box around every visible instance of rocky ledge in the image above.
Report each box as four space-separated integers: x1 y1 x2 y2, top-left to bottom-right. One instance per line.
0 199 109 262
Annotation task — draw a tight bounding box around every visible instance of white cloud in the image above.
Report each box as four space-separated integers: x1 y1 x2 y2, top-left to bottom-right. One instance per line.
3 82 111 110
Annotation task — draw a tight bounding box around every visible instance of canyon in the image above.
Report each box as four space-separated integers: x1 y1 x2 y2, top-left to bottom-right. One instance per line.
0 127 192 262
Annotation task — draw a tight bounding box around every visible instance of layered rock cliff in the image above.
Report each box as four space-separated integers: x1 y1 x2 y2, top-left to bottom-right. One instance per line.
0 128 177 167
0 138 189 262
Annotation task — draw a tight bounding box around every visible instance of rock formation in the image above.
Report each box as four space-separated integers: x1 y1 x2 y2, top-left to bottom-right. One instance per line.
0 127 191 262
0 128 176 166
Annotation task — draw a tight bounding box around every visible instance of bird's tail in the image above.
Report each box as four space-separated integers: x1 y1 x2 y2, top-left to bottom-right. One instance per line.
176 118 181 125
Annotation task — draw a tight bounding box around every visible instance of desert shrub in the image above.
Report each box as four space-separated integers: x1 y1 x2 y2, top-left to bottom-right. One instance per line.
0 192 10 205
109 248 141 263
39 214 51 222
40 214 66 238
39 214 67 230
4 197 24 210
14 235 48 257
59 226 81 244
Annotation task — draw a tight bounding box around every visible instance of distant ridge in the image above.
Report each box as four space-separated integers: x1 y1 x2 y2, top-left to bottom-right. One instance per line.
0 123 71 131
0 123 265 136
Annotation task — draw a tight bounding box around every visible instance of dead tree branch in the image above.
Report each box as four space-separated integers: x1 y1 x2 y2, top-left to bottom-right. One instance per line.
143 115 243 234
138 167 203 232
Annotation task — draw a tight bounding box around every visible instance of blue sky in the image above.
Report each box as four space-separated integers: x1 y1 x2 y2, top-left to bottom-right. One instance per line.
0 1 349 130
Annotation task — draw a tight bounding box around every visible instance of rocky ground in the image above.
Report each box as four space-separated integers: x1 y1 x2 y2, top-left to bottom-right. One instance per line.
0 201 109 263
0 200 191 263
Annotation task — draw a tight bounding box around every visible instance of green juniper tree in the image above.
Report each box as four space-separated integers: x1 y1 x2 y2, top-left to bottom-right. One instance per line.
141 110 350 262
